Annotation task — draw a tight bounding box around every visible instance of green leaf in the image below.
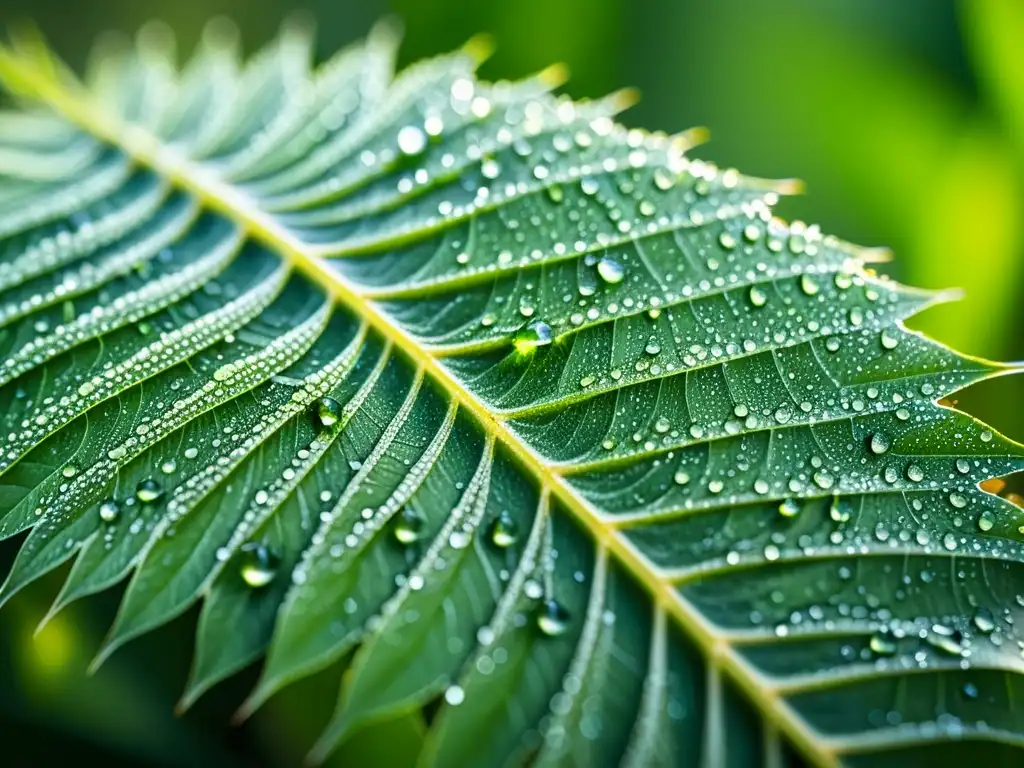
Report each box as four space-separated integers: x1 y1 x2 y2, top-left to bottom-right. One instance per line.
1 17 1023 767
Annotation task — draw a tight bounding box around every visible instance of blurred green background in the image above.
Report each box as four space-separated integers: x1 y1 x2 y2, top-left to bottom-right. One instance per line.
2 0 1023 765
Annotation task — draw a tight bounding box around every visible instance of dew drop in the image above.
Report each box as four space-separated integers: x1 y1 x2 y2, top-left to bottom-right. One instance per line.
240 543 279 588
513 320 553 352
880 329 900 350
869 631 897 656
394 508 425 545
397 125 427 155
596 257 625 284
778 499 801 518
799 275 819 296
868 432 891 455
748 286 768 308
136 478 164 504
970 608 995 635
905 464 924 483
99 498 120 523
489 511 518 548
316 396 343 428
537 599 571 636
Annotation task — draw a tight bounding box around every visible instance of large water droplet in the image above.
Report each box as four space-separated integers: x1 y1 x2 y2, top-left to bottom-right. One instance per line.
136 478 164 504
489 511 518 548
316 396 343 428
537 599 571 636
778 499 801 518
397 125 427 155
513 320 553 352
99 498 120 523
240 543 279 588
596 257 625 284
868 432 891 455
394 508 425 545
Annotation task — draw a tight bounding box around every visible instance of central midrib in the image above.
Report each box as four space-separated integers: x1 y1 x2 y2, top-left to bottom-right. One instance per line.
0 49 836 768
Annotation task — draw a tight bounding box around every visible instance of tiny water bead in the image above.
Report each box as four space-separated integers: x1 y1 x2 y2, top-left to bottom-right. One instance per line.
489 511 518 548
748 286 767 308
98 498 120 523
393 507 426 545
513 320 553 352
239 543 279 588
537 599 571 637
316 396 343 428
136 478 164 504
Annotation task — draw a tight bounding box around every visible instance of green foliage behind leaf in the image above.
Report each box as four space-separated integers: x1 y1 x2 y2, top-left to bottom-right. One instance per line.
0 17 1023 767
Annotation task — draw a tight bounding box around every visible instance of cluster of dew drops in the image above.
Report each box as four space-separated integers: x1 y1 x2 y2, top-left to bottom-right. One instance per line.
88 391 572 649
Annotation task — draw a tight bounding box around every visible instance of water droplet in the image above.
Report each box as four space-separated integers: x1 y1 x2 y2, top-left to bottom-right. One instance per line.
880 329 900 350
799 275 819 296
397 125 427 155
240 544 279 588
978 514 994 532
973 608 996 634
316 396 343 428
812 470 834 490
513 320 553 352
436 683 465 709
748 286 767 307
956 458 971 474
596 257 625 284
489 511 518 548
394 508 425 545
673 471 690 486
654 417 671 434
136 478 164 504
537 599 571 636
905 464 924 483
778 499 801 518
868 432 890 455
99 498 120 523
949 491 968 509
869 631 897 656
